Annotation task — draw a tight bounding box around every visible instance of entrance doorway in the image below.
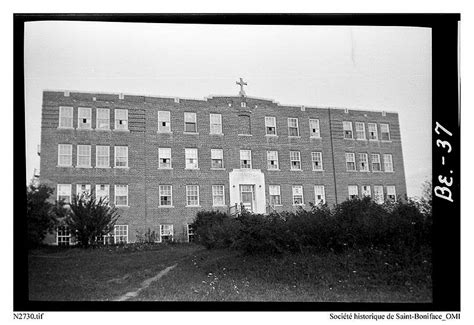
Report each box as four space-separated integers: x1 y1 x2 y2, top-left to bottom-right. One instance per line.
239 184 255 212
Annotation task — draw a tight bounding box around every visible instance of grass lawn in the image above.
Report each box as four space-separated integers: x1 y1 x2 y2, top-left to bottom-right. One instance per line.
28 244 432 302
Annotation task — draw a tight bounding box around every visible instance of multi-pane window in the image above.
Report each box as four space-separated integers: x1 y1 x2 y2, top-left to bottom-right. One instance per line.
211 149 224 169
77 145 91 167
345 152 356 171
158 148 172 169
348 185 359 199
355 122 366 140
374 185 384 204
159 185 173 206
240 150 252 169
185 148 199 169
59 106 73 128
371 153 381 172
95 184 110 202
114 146 128 168
115 109 128 131
78 107 92 129
386 186 396 201
114 225 128 244
160 224 173 242
238 115 251 135
114 185 128 206
157 111 171 133
265 116 277 135
368 123 378 140
292 186 304 205
58 144 72 167
314 185 326 205
309 119 320 138
361 185 371 197
267 151 279 170
359 153 369 172
57 184 72 203
290 151 301 170
343 121 353 139
57 226 71 246
288 118 299 137
311 152 323 171
187 224 196 242
380 123 391 141
269 185 281 206
210 113 223 134
212 185 225 206
96 145 110 168
186 185 200 206
76 184 91 198
96 108 110 130
184 112 197 133
384 154 394 172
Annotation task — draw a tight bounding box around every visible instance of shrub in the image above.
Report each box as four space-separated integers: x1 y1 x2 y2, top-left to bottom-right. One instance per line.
191 210 241 249
26 184 57 248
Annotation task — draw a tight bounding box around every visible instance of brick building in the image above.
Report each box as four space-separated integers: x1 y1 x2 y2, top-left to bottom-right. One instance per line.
39 85 407 245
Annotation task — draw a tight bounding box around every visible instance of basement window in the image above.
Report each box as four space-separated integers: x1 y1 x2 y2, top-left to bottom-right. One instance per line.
160 224 174 242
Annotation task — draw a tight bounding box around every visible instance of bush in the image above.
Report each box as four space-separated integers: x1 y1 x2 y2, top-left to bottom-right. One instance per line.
26 184 57 248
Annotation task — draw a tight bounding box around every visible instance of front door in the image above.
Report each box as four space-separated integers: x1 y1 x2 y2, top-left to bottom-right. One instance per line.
239 185 255 212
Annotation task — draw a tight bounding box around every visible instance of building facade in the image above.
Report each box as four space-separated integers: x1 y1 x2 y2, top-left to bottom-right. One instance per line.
39 88 407 244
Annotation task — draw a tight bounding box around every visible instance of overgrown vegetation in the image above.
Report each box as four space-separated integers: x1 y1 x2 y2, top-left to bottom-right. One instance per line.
26 184 57 248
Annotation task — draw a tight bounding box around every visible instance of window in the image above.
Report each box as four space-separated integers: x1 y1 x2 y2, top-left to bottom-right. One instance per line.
96 108 110 130
114 225 128 244
288 118 299 137
78 107 92 129
265 116 277 135
269 185 281 206
311 152 323 171
361 185 371 197
309 119 320 138
267 151 279 170
115 109 128 131
355 122 366 140
210 149 224 169
238 115 251 135
96 145 110 168
77 145 91 167
95 184 110 202
386 186 396 201
371 153 381 172
185 148 199 169
380 123 391 141
187 224 196 242
160 224 174 242
292 186 304 205
374 186 384 204
368 123 378 140
359 153 369 172
241 102 246 108
57 184 71 203
348 185 359 199
345 152 356 171
186 185 200 206
157 111 171 133
210 113 222 134
240 150 252 169
59 106 73 128
76 184 91 198
159 185 173 206
314 185 326 205
58 144 72 167
184 112 197 133
384 154 394 172
158 148 172 169
114 146 128 168
114 185 128 206
57 226 71 246
212 185 225 206
290 151 301 170
343 121 353 139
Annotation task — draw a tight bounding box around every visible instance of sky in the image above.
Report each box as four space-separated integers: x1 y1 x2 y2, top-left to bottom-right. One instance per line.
24 21 432 198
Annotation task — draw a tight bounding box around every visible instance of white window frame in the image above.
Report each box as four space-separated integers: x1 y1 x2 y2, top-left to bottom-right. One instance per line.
359 153 369 172
186 224 196 243
159 185 173 207
345 152 356 171
210 113 223 135
383 154 394 172
185 148 199 169
348 185 359 199
76 184 91 198
114 185 129 206
212 185 226 206
56 226 71 246
267 151 279 170
160 224 174 242
211 149 224 169
292 185 304 206
355 122 366 140
114 146 129 168
77 107 92 130
386 186 397 201
58 144 72 167
290 151 302 170
186 185 200 207
374 185 384 204
265 116 277 136
158 148 172 169
368 123 378 140
114 225 128 244
240 150 252 169
157 111 171 133
380 123 391 141
311 152 323 171
309 119 321 138
95 184 110 202
114 109 128 131
59 106 73 128
371 153 382 172
57 184 72 203
96 108 110 130
361 185 371 197
184 112 197 133
314 185 326 205
96 145 110 168
269 185 281 206
77 145 91 168
343 121 353 139
288 118 300 137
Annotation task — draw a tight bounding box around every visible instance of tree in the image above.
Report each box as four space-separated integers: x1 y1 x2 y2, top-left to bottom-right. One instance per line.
26 184 57 248
63 193 121 248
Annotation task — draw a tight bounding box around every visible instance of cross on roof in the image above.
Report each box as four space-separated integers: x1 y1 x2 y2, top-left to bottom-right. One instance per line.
236 78 247 97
